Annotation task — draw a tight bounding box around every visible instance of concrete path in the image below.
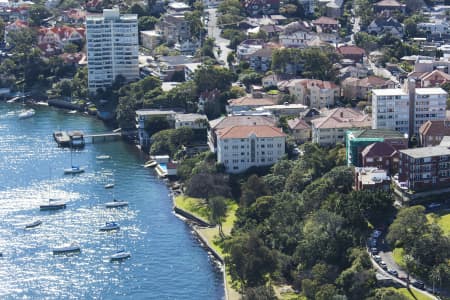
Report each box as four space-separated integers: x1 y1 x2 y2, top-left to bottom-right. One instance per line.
206 8 232 67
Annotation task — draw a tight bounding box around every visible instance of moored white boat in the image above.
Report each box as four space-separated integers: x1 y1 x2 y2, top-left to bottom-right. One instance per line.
109 250 130 261
52 242 81 255
24 220 42 229
40 199 66 211
105 199 128 208
18 109 35 119
104 183 114 189
64 166 85 174
99 221 120 231
96 155 111 160
144 160 157 168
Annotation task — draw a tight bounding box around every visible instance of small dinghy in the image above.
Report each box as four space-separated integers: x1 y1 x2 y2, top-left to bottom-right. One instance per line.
52 242 81 255
18 109 35 119
109 250 131 262
104 183 115 189
99 221 120 232
96 155 111 160
25 220 42 229
105 199 128 208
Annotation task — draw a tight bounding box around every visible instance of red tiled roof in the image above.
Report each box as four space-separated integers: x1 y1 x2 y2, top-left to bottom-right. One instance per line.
217 125 286 139
228 96 277 107
312 16 338 25
361 141 397 158
311 108 371 129
419 120 450 137
287 118 310 130
337 45 365 55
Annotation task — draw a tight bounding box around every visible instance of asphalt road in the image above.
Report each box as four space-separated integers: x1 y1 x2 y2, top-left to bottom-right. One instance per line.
206 8 232 66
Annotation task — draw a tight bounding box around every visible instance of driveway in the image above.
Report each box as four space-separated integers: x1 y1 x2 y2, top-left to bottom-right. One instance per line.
206 8 232 66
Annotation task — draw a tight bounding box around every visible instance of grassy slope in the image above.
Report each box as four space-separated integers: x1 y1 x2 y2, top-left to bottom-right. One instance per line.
393 247 406 268
384 288 433 300
427 212 450 235
174 195 210 223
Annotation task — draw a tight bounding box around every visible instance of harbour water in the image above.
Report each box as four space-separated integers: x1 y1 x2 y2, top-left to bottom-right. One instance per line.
0 103 224 299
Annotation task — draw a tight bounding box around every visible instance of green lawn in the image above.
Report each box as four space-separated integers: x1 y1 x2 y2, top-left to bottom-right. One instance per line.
393 247 406 268
384 288 433 300
174 195 210 223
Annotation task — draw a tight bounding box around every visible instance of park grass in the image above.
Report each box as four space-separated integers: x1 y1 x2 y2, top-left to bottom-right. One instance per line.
174 195 210 223
384 287 433 300
393 247 406 269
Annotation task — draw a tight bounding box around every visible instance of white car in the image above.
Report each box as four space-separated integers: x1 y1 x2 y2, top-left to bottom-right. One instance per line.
373 255 381 262
380 261 387 269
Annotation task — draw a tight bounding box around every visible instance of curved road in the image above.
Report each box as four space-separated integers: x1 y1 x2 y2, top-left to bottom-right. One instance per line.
206 8 232 66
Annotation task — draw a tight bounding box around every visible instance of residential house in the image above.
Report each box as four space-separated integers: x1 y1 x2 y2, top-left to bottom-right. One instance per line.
236 39 264 60
354 167 391 191
184 63 202 81
416 70 450 88
156 14 190 44
227 95 278 114
255 103 308 117
242 0 280 16
136 109 177 148
259 25 283 38
284 79 339 108
262 74 279 88
419 120 450 146
216 125 286 173
175 113 208 129
413 57 450 74
345 128 407 167
140 30 161 51
167 2 191 14
312 16 339 33
279 21 314 48
198 88 221 114
361 142 401 174
371 80 447 136
311 108 371 145
398 146 450 191
61 9 86 24
208 115 277 152
4 19 28 42
337 45 365 64
338 64 370 79
367 17 403 37
341 76 395 100
248 48 273 72
287 118 311 143
373 0 406 14
417 20 450 35
174 39 201 55
37 25 85 55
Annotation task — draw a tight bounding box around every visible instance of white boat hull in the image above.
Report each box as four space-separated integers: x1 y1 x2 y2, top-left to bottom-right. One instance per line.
25 220 42 228
53 243 81 255
105 201 128 208
18 109 35 119
64 167 85 174
110 251 131 261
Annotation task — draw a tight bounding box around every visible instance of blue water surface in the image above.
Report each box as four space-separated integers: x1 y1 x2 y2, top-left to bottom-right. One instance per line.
0 103 224 299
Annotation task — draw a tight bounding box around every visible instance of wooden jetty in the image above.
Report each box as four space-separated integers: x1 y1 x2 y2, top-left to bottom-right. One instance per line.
53 131 121 146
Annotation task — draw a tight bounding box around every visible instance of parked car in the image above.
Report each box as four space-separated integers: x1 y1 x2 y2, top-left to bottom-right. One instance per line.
380 261 387 269
373 255 381 262
369 238 377 247
371 247 379 255
387 269 398 277
412 280 425 289
428 203 441 209
372 230 382 238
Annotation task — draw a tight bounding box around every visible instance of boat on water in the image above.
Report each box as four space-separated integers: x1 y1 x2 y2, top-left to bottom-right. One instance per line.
105 199 129 208
40 199 66 211
24 220 42 229
109 250 131 261
52 242 81 255
35 101 48 106
96 155 111 160
68 110 77 114
18 109 35 119
144 160 157 168
99 221 120 232
64 166 85 174
104 183 114 189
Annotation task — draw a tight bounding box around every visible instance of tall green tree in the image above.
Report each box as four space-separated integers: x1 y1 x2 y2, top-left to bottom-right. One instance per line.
28 5 52 26
209 196 227 238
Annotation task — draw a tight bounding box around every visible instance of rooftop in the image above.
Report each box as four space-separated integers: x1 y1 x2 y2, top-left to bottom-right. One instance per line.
349 128 406 139
217 125 286 139
287 118 310 130
419 120 450 136
372 89 408 96
136 109 177 116
210 115 276 129
400 146 450 158
175 113 207 122
416 87 447 95
228 96 277 107
355 167 390 185
312 108 371 129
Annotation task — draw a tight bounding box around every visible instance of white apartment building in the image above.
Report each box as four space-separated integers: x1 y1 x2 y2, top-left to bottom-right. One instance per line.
284 79 339 109
216 125 286 173
372 81 447 137
86 9 139 93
